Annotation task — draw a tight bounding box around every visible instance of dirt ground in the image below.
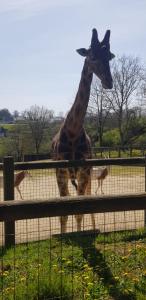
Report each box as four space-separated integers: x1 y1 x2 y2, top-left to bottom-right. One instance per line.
0 167 145 245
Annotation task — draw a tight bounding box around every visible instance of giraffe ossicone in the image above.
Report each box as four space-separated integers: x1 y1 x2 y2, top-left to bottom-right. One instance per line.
52 28 115 233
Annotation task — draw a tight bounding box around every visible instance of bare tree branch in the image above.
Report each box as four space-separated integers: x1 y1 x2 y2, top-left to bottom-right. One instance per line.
23 105 54 154
89 78 112 146
103 55 145 145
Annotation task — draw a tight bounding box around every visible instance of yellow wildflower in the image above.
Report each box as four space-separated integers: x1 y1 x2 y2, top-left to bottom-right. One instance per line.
20 277 26 282
132 277 139 282
83 264 89 268
123 272 128 276
66 260 72 265
58 270 64 274
3 271 9 276
62 257 66 261
6 288 10 291
143 270 146 275
87 282 93 286
121 256 128 260
84 276 89 280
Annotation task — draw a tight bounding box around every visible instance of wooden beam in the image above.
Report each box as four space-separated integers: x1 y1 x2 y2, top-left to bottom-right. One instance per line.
13 157 146 170
0 193 146 221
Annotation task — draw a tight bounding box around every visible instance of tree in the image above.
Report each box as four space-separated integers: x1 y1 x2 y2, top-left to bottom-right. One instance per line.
89 79 112 146
1 124 33 161
120 108 146 146
104 55 145 146
0 109 13 123
23 105 54 154
13 110 20 121
137 81 146 114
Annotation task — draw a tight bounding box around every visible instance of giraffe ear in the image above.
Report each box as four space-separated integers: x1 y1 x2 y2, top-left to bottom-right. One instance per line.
109 52 115 60
101 30 111 46
76 48 89 57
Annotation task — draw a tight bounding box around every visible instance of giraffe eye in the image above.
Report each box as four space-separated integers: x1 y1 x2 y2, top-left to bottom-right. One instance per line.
90 53 98 61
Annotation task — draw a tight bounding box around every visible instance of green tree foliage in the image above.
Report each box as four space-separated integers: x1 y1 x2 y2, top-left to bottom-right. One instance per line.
1 124 32 161
103 129 120 147
0 109 13 123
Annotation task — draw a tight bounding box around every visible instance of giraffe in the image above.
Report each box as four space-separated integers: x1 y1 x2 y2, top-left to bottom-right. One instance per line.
52 28 115 233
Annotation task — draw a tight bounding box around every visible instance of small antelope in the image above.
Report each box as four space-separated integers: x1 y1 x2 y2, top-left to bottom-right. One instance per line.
95 155 110 194
14 170 31 200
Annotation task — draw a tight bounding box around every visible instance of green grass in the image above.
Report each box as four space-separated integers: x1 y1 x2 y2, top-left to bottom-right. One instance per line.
1 228 146 299
110 165 144 177
93 165 144 177
0 124 16 130
95 149 143 159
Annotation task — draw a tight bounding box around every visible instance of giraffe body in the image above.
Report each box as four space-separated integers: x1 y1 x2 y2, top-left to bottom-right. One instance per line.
52 29 115 232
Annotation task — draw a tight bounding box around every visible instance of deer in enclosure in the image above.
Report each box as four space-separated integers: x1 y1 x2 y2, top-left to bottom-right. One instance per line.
95 155 110 194
0 171 31 199
14 170 32 200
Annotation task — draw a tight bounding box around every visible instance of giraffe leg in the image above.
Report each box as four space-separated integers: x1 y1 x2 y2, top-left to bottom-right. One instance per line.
75 167 90 231
56 168 69 233
60 216 68 234
86 174 95 230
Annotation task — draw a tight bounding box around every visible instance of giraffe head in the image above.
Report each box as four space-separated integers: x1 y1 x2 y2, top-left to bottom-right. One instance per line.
76 28 115 89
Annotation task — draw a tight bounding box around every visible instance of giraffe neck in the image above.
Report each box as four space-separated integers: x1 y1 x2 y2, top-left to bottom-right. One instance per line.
63 59 93 136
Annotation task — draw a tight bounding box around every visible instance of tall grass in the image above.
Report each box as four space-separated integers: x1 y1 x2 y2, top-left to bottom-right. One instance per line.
0 228 146 299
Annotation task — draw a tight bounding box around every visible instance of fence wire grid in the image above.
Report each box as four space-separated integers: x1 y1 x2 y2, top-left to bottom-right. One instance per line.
0 157 146 299
0 163 145 201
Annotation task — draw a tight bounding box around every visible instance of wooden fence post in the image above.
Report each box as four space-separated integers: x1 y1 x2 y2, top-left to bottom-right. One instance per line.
118 147 121 158
3 156 15 247
129 147 132 157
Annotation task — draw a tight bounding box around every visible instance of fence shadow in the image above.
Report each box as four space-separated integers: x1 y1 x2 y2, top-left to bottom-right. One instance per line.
60 231 136 300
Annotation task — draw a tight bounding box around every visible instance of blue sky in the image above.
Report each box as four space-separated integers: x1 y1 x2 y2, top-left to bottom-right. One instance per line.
0 0 146 115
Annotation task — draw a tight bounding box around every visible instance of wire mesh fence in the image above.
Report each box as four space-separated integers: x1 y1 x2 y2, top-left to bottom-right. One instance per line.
13 165 145 200
0 212 146 299
1 157 146 244
1 156 146 197
0 157 146 299
0 162 145 202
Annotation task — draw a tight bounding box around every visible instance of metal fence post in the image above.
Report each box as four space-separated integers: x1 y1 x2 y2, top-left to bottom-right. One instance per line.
3 156 15 247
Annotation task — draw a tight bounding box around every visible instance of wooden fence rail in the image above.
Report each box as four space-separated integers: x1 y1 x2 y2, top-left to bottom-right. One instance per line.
0 193 146 222
0 156 146 171
14 157 146 169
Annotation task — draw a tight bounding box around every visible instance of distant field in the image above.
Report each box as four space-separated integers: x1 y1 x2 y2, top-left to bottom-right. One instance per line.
0 123 17 130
